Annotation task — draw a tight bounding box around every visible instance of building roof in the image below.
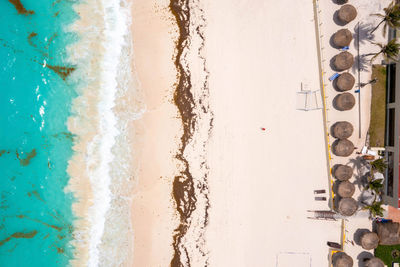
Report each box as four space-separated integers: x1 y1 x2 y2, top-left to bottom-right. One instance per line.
377 222 400 245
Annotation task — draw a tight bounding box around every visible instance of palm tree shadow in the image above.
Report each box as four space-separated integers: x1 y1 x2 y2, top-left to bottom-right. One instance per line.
349 157 370 190
352 54 371 73
354 22 375 50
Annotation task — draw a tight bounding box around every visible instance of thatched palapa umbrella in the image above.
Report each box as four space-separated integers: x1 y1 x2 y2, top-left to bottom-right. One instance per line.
332 139 355 157
338 4 357 24
360 231 379 250
332 252 353 267
334 93 356 111
334 51 354 71
338 181 355 198
333 164 353 181
333 29 353 47
332 121 354 139
365 257 384 267
336 73 355 91
338 197 358 216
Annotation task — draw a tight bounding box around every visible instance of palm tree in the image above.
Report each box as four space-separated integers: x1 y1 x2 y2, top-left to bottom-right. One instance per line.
368 178 384 194
366 39 400 62
370 158 388 173
363 201 385 218
371 1 400 36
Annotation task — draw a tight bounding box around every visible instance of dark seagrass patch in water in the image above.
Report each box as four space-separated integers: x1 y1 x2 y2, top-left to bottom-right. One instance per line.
16 149 37 166
46 64 76 80
8 0 34 15
16 215 63 231
27 32 38 47
0 230 38 247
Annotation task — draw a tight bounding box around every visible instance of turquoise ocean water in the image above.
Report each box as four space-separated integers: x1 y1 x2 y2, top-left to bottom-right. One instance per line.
0 0 78 266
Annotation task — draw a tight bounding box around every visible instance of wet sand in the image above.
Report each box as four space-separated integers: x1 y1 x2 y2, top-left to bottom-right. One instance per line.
129 0 180 266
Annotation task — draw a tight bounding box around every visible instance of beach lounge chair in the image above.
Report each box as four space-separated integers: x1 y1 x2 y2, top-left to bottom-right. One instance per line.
361 146 378 156
315 196 326 201
314 189 326 194
329 73 339 81
341 46 349 51
327 241 342 249
307 210 337 221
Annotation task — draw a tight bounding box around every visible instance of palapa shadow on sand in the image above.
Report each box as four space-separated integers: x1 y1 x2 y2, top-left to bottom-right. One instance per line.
332 0 348 5
332 180 341 196
331 76 343 92
356 251 373 267
330 56 341 72
353 228 370 246
329 33 342 50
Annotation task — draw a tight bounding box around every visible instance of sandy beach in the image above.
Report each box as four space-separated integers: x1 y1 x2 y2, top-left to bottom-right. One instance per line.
204 0 341 265
125 0 344 265
125 0 388 266
129 0 180 266
128 0 344 265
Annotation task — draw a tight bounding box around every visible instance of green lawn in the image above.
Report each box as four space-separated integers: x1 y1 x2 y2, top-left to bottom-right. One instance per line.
375 244 400 266
369 65 387 147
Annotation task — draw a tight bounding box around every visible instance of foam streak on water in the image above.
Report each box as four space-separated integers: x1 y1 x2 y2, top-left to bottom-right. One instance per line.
66 0 134 266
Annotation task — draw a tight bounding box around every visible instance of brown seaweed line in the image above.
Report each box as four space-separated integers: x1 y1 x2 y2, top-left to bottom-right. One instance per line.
169 0 198 266
192 4 213 265
8 0 34 15
170 0 214 266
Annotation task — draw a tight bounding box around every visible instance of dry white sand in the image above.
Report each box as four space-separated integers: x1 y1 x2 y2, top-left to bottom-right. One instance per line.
204 0 341 266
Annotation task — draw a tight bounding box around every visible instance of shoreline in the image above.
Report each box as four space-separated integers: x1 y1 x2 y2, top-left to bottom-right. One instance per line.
66 0 135 265
63 0 386 265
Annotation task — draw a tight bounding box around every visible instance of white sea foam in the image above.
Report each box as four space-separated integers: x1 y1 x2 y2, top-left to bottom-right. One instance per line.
65 0 136 266
85 1 127 266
